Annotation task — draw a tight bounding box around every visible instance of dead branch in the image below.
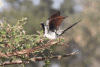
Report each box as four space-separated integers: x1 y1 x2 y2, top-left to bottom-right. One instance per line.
30 51 78 61
0 51 78 66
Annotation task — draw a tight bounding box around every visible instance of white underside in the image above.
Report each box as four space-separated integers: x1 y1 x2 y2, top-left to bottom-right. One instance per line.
44 25 59 39
44 31 58 39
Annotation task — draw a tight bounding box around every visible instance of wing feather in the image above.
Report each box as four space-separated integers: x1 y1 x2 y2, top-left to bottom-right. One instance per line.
49 16 67 30
49 11 60 19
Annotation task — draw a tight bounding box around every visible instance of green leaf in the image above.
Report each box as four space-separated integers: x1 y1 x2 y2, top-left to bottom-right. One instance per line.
60 39 64 41
41 31 43 33
0 44 4 47
47 60 50 63
23 46 26 49
3 23 7 26
50 50 52 53
26 45 30 48
0 42 4 44
34 44 37 47
33 51 37 53
30 39 33 41
17 47 22 51
10 58 13 62
2 58 6 62
12 31 16 35
6 35 10 39
1 31 6 34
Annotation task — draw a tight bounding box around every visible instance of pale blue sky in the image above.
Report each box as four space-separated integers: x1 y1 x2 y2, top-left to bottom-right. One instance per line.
0 0 64 10
0 0 5 11
0 0 83 12
33 0 64 9
33 0 83 12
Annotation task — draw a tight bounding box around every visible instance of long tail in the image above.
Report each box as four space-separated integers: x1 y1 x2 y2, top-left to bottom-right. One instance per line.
59 20 82 36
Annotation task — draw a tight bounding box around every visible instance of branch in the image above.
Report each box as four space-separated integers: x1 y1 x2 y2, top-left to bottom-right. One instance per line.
0 51 78 66
0 60 29 66
30 51 78 61
0 41 58 58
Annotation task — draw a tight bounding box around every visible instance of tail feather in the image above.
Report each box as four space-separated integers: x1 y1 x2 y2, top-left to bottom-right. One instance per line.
59 20 82 36
63 16 68 19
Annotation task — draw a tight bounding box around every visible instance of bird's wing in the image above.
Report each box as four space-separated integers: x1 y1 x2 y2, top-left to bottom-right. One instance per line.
49 16 67 30
49 11 60 20
46 11 60 26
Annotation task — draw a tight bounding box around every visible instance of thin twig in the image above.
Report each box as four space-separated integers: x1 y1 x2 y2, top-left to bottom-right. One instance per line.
0 51 78 66
30 51 78 61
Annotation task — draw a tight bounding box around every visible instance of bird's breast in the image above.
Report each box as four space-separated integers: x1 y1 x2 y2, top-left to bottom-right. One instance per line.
44 31 58 39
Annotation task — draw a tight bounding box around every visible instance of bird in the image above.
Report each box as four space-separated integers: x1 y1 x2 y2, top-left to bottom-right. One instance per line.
40 11 81 39
41 20 81 39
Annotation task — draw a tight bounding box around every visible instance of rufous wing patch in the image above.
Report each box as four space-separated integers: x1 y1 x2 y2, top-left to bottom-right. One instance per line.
49 11 60 20
49 16 66 30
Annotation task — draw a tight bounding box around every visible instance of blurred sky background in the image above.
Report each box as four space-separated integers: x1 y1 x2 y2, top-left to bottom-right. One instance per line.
0 0 64 9
0 0 83 12
1 0 64 10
